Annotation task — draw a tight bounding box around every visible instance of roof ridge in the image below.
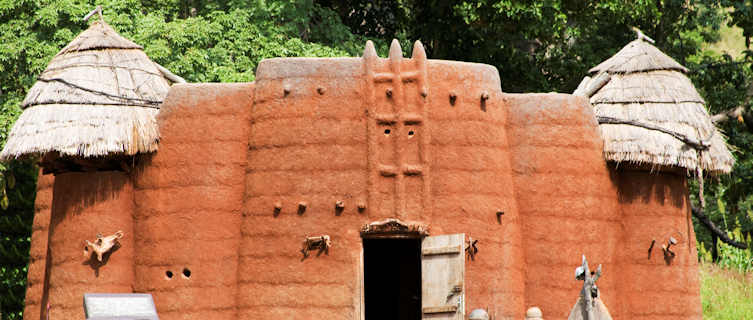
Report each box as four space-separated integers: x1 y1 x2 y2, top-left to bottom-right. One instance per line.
57 20 142 55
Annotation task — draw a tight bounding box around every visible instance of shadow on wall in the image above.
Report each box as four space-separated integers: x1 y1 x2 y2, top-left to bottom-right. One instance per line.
82 242 121 277
613 167 686 208
49 171 131 223
47 170 132 279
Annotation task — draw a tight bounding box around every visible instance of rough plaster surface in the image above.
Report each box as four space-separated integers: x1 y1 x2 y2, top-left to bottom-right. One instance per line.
46 172 135 320
615 171 702 320
25 54 701 320
508 93 624 319
23 170 53 320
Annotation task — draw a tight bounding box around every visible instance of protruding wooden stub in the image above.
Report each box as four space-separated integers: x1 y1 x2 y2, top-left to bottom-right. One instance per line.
496 210 504 223
83 5 103 22
335 200 345 215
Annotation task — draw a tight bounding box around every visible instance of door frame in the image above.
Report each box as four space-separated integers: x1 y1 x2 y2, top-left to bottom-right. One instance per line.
358 219 429 320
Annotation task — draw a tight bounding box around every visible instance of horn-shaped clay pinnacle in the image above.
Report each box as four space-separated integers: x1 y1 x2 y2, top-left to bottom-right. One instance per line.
363 40 377 59
412 40 426 60
389 39 403 62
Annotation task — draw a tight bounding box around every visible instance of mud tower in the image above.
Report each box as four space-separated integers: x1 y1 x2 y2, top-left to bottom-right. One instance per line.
575 37 734 319
1 22 722 320
0 19 176 320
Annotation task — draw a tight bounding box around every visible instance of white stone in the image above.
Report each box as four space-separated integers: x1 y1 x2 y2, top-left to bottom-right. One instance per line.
468 309 489 320
525 306 543 319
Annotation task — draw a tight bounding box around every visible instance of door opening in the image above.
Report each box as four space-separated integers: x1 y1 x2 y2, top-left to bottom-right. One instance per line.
363 238 421 320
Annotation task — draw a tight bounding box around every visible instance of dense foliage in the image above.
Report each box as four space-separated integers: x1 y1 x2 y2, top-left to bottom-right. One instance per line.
2 0 753 319
0 162 35 320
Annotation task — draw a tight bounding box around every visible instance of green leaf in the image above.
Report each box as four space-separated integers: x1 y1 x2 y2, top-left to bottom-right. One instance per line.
1 192 8 210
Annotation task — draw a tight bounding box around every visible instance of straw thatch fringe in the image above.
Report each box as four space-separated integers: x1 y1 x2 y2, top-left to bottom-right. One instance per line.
22 49 169 108
589 39 688 74
598 124 733 173
590 70 704 104
0 104 158 159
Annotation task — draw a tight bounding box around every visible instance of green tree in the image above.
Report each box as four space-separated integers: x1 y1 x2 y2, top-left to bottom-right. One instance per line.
0 161 36 320
320 0 725 92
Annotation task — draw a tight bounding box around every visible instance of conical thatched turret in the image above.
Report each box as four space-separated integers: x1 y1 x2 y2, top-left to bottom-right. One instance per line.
575 38 734 174
0 19 175 163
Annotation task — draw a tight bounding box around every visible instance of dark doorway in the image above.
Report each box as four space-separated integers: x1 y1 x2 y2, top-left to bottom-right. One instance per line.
363 238 422 320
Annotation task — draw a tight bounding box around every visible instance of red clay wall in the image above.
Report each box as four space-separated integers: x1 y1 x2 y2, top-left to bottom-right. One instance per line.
46 172 135 319
24 55 704 320
239 55 525 318
614 169 702 320
426 61 524 318
507 94 624 319
23 170 53 320
240 58 368 319
132 83 252 320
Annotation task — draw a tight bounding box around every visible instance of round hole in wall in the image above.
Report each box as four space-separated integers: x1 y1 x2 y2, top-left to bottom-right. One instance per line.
384 129 391 135
165 270 174 279
408 130 415 137
182 268 191 278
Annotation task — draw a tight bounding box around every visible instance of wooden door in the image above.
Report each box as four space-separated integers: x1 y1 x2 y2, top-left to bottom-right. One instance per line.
421 234 465 319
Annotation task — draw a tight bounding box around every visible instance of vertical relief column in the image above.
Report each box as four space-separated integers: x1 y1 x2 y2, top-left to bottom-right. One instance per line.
46 171 135 320
364 40 430 221
24 170 54 320
132 83 251 320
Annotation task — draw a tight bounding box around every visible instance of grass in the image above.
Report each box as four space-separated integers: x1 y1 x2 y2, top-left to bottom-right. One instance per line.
704 23 747 59
700 262 753 319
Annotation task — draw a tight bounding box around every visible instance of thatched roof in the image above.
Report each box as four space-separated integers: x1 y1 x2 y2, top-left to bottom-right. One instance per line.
0 20 173 160
588 39 688 74
576 39 734 174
